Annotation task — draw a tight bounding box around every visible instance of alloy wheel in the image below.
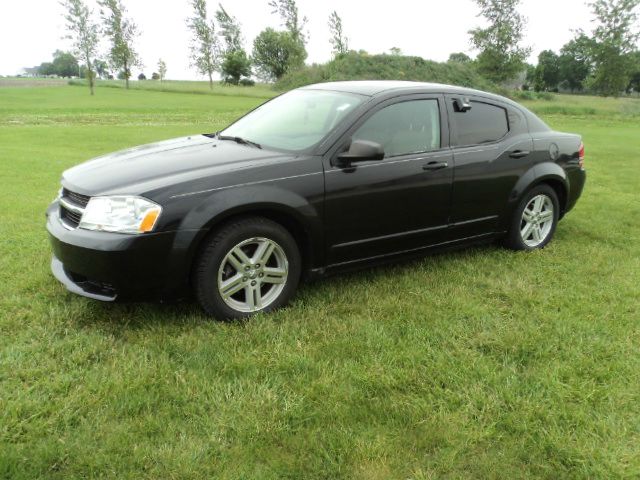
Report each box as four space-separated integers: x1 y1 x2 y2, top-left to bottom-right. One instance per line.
520 194 554 248
217 237 288 312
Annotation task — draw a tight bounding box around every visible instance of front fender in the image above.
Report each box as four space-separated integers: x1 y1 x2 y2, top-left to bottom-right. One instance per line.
162 178 324 292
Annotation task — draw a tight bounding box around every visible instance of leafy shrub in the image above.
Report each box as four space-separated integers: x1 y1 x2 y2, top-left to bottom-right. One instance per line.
276 52 496 92
239 78 255 86
510 90 556 101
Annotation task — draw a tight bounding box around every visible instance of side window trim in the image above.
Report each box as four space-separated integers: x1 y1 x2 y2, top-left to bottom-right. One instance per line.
446 95 511 149
328 94 449 167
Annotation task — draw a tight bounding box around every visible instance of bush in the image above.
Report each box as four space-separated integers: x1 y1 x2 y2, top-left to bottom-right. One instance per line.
276 52 496 92
510 90 556 101
239 78 255 86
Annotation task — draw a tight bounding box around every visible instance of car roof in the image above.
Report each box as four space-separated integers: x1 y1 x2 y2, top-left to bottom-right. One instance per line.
299 80 513 104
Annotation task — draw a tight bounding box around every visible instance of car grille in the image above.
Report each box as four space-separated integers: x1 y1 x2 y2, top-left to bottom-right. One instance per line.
59 188 90 229
62 188 90 208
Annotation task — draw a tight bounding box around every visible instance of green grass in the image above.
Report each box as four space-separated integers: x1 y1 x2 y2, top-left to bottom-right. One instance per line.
1 85 639 479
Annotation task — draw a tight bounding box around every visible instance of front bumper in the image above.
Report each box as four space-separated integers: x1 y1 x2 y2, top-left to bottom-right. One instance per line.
46 202 182 301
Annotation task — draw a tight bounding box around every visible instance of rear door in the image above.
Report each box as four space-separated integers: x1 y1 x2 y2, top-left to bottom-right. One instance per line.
446 95 533 237
323 95 453 265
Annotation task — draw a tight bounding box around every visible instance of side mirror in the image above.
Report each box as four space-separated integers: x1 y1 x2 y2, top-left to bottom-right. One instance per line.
453 97 472 112
336 139 385 165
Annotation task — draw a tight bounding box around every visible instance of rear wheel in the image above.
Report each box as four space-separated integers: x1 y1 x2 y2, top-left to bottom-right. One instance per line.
504 184 559 251
194 217 301 319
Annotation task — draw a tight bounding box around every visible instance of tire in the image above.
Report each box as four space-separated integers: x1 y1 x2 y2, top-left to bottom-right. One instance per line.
503 184 560 251
193 216 302 319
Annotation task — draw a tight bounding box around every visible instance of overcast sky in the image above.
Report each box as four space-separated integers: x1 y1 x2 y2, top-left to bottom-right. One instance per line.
0 0 594 79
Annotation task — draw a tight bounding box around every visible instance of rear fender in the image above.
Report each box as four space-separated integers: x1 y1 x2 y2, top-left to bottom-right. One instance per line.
499 162 568 231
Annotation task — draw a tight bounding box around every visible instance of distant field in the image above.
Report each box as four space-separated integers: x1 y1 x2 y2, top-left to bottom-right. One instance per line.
521 93 640 117
0 83 638 479
0 77 68 88
71 78 278 99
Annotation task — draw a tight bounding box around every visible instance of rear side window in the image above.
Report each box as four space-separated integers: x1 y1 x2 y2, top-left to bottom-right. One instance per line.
352 99 441 157
452 101 509 146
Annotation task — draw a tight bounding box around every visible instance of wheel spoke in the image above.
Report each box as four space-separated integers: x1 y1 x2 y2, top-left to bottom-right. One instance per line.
253 239 275 265
521 222 534 240
533 196 544 212
219 274 244 298
522 209 535 222
228 246 251 270
245 284 262 310
262 267 287 284
539 210 553 222
532 225 542 242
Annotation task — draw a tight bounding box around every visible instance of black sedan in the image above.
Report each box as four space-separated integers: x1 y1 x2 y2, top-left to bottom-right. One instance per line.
47 81 586 319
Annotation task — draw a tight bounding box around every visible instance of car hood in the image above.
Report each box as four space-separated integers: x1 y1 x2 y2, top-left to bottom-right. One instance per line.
61 135 292 196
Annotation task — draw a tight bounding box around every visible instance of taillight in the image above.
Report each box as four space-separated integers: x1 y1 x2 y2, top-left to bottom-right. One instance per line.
578 142 585 169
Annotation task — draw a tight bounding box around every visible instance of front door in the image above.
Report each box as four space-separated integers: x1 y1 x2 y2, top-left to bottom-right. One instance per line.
323 95 454 265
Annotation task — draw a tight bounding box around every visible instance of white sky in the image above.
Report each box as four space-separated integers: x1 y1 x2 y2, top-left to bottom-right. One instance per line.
0 0 594 79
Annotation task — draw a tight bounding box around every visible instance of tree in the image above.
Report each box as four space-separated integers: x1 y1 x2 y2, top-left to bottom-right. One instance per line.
215 4 251 84
587 0 640 96
151 72 160 80
38 62 56 76
469 0 531 83
93 59 109 79
157 59 167 82
328 10 348 56
558 33 594 92
52 50 79 77
187 0 220 89
216 4 243 53
628 51 640 95
138 72 146 80
268 0 307 45
61 0 99 95
98 0 140 89
523 63 536 90
252 28 305 81
533 50 560 91
448 52 472 63
221 49 251 84
389 47 402 56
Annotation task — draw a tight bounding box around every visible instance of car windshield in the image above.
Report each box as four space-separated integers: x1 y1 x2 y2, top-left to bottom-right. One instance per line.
221 89 366 151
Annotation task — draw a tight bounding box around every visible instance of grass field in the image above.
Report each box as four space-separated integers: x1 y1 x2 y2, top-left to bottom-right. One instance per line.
1 83 639 479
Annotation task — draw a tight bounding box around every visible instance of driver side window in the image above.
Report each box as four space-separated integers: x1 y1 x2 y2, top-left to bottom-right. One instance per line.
352 99 441 158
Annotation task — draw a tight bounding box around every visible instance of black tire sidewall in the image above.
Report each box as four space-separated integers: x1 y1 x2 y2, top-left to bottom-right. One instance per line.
195 218 301 319
506 185 560 251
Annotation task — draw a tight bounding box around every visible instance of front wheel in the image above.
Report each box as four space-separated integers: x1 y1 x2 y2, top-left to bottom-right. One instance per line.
504 184 560 251
193 217 301 319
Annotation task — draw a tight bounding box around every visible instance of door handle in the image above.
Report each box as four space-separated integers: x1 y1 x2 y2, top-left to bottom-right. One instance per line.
509 150 530 159
422 161 448 171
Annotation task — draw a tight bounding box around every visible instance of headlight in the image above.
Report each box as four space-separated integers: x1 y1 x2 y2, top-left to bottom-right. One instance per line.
79 196 162 234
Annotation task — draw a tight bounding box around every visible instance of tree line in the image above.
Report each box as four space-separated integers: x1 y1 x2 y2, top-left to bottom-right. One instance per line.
451 0 640 96
39 0 640 97
44 0 347 95
523 1 640 96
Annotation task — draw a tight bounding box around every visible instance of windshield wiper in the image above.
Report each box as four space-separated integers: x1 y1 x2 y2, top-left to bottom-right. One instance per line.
217 134 262 149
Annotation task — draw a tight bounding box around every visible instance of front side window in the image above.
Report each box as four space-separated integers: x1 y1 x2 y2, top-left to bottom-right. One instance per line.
222 89 365 151
452 101 509 146
352 99 441 158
